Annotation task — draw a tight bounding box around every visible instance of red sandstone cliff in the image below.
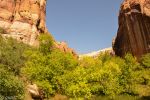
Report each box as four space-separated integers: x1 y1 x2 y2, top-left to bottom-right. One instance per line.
0 0 76 55
0 0 47 46
55 41 77 57
113 0 150 58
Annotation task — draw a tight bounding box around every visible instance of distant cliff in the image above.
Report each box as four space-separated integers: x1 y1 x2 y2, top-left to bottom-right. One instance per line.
55 41 77 57
0 0 47 46
113 0 150 59
79 47 113 59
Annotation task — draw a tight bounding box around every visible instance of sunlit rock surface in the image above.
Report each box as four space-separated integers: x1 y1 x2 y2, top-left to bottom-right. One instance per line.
0 0 47 46
55 41 78 57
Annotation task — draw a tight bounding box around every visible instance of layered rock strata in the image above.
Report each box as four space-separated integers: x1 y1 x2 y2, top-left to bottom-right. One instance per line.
113 0 150 58
0 0 47 45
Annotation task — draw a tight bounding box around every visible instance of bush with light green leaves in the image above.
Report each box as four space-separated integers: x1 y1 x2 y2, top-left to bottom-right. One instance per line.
39 34 54 55
0 36 29 75
141 53 150 68
0 65 25 100
22 49 78 98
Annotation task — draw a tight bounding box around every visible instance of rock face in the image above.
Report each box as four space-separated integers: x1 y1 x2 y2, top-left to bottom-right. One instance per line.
55 41 77 57
0 0 47 46
113 0 150 58
27 84 43 99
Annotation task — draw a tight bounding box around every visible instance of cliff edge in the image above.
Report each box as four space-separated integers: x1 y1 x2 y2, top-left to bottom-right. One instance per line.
113 0 150 58
0 0 47 46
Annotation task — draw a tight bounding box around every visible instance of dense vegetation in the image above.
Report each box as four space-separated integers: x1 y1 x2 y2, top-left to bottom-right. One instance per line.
0 36 28 99
0 34 150 100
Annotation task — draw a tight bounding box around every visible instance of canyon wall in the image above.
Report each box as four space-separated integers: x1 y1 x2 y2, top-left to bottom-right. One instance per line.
0 0 77 56
0 0 47 46
113 0 150 58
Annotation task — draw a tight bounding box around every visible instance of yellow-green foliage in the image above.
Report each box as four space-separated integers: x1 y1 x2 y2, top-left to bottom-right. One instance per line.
22 48 150 99
39 34 54 54
141 53 150 68
0 36 29 99
0 34 150 99
0 65 24 100
0 36 29 75
22 49 78 98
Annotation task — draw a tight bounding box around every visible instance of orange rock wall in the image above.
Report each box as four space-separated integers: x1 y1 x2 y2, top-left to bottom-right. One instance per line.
0 0 47 45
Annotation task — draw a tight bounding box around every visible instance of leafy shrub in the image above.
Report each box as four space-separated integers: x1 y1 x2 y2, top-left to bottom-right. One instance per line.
141 53 150 68
22 49 78 98
0 36 29 75
0 65 24 99
57 66 91 98
39 34 54 54
22 51 150 99
79 57 102 68
121 54 140 94
59 55 123 98
139 53 150 86
98 52 112 64
0 27 7 34
35 80 53 98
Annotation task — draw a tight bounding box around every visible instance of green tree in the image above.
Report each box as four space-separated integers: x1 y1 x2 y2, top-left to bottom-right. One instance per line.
0 65 24 100
22 49 78 98
0 36 30 75
141 53 150 68
39 34 54 54
119 54 141 95
57 66 91 98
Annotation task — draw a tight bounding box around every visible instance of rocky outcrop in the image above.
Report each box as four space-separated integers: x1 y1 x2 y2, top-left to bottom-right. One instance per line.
0 0 77 56
55 41 77 57
27 84 44 99
0 0 47 46
113 0 150 58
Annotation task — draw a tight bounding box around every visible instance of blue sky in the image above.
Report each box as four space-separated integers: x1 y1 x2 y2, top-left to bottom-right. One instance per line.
46 0 123 54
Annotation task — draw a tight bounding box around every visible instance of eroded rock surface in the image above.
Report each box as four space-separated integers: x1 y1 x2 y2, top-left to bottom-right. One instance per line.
55 41 78 57
0 0 47 46
113 0 150 58
27 84 44 99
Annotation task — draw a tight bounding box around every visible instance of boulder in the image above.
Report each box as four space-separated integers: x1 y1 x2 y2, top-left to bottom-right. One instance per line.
27 84 43 100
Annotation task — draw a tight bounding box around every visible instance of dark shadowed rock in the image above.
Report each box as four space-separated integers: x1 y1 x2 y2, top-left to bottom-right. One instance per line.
113 0 150 59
